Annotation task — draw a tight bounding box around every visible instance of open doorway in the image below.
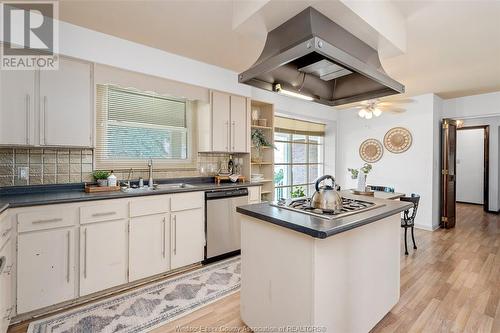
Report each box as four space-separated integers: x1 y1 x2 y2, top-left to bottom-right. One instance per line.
441 120 490 229
456 126 489 210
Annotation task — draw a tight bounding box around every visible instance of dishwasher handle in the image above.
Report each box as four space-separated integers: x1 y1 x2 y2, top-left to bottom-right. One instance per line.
205 188 249 200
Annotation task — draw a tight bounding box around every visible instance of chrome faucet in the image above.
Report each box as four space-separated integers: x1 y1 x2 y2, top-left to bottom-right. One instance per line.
148 159 154 188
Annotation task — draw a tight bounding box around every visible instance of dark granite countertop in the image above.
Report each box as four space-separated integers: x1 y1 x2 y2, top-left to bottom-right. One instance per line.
236 190 413 239
0 177 262 214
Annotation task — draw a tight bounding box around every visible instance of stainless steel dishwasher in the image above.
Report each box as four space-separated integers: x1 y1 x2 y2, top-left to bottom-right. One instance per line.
205 188 248 260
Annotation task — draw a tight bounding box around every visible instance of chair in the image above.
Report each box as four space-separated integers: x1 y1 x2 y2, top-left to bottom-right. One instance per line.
367 185 395 193
400 194 420 255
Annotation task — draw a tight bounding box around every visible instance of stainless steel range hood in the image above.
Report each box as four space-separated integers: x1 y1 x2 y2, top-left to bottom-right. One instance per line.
238 7 405 106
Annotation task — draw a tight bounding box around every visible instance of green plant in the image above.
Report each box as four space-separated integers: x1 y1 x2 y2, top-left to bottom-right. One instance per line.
274 169 284 185
251 129 276 149
360 163 372 174
348 168 359 179
291 186 306 198
93 170 110 180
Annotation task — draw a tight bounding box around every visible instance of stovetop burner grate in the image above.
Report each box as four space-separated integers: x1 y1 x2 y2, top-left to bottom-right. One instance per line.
270 197 383 220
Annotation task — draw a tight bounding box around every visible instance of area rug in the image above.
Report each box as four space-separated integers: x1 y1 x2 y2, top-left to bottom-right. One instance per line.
28 256 241 333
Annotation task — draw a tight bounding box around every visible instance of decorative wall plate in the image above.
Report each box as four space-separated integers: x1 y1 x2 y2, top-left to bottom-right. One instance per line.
359 139 383 163
384 127 412 153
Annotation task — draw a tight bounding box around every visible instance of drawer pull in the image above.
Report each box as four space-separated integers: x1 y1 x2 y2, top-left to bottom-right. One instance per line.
32 218 63 224
91 211 116 218
1 227 12 237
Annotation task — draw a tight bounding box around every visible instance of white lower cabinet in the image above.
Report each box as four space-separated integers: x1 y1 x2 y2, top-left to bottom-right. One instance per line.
80 219 128 296
17 228 76 314
129 214 170 281
171 208 205 269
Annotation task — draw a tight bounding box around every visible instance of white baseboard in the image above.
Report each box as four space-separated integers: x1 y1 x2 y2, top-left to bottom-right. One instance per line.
414 223 440 231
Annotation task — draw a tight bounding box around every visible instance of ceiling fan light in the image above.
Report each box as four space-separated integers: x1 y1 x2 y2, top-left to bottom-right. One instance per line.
373 108 382 117
365 111 373 119
358 109 367 118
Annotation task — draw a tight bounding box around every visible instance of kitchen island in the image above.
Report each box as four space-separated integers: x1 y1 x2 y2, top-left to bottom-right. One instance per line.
236 191 412 333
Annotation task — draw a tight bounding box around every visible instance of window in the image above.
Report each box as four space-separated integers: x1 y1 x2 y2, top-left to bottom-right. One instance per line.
274 117 325 199
95 85 195 169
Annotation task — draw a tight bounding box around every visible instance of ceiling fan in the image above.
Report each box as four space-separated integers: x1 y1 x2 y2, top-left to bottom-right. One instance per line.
354 99 413 119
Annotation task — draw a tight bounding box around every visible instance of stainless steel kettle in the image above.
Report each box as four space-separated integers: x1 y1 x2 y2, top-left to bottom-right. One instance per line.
311 175 343 212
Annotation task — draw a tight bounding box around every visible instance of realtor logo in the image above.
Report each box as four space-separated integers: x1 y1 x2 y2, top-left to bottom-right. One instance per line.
1 1 59 70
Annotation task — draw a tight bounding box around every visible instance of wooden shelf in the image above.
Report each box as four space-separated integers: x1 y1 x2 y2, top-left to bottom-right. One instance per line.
251 146 271 149
261 191 272 195
251 125 273 130
251 161 273 165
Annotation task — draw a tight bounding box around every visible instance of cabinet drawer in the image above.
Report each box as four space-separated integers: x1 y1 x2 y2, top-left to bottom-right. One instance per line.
171 192 204 212
130 195 170 217
18 208 76 233
80 202 128 224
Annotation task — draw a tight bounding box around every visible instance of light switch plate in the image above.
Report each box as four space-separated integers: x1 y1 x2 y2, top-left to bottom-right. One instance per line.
18 167 29 180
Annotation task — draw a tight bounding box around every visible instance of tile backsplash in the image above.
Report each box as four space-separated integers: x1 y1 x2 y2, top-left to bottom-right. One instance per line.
0 148 94 187
0 149 243 187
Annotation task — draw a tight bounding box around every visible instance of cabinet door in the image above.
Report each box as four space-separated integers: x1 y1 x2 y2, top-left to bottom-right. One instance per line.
80 220 128 296
0 239 12 333
39 57 92 147
171 208 204 269
17 228 75 314
211 91 230 152
0 70 35 145
129 214 170 281
230 95 248 153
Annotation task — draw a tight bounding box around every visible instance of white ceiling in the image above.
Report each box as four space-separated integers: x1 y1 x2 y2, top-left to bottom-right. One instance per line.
59 0 500 100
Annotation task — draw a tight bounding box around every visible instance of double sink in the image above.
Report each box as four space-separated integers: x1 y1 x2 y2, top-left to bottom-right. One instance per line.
121 183 197 193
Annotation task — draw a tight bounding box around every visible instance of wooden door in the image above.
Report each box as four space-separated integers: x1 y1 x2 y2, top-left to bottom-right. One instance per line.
80 220 128 296
441 119 457 228
230 95 248 153
17 228 76 313
129 214 170 281
211 91 230 152
0 70 35 145
171 208 204 269
39 57 92 147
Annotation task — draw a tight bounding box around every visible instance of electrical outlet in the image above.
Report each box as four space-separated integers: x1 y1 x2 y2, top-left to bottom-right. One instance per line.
18 167 29 180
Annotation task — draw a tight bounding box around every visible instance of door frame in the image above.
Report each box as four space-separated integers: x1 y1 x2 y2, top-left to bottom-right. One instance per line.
456 125 489 212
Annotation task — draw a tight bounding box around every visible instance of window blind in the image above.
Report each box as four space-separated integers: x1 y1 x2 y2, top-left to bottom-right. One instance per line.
95 85 193 170
274 116 326 136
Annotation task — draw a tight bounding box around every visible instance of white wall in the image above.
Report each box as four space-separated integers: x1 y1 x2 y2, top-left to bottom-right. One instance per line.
443 92 500 211
336 94 441 230
456 129 484 204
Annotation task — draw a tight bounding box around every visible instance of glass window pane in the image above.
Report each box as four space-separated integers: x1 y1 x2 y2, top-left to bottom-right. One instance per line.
275 142 291 164
307 184 316 197
292 165 307 185
275 132 291 142
292 134 307 143
292 143 307 163
308 135 324 145
274 165 290 187
291 186 307 198
308 164 323 183
308 144 323 163
275 186 291 200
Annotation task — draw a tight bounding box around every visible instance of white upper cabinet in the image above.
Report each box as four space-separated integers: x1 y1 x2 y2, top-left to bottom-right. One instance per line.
39 57 93 147
198 91 249 153
0 70 35 145
0 57 93 147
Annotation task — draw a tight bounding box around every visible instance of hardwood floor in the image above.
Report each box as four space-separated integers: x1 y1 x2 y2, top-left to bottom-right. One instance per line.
8 203 499 333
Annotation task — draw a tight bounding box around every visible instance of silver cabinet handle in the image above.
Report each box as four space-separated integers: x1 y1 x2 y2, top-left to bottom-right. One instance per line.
232 121 236 151
25 94 30 144
162 217 166 258
173 215 177 255
32 217 62 224
225 121 229 151
43 96 48 145
66 230 70 283
83 228 87 279
1 227 12 237
91 211 116 218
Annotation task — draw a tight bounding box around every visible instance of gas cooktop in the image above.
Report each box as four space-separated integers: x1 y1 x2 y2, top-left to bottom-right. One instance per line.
270 197 384 220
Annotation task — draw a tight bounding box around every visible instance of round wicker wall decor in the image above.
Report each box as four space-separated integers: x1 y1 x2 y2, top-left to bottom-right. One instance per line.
384 127 412 153
359 139 383 163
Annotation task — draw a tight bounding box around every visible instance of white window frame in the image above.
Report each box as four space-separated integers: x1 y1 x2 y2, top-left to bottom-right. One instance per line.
95 84 197 170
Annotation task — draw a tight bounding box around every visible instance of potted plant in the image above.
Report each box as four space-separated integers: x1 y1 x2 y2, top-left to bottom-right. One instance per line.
93 170 110 187
251 129 275 162
347 164 372 191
